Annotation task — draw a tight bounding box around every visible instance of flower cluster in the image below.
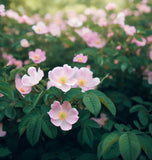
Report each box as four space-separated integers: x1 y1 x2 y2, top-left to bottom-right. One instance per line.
75 27 106 48
47 64 100 92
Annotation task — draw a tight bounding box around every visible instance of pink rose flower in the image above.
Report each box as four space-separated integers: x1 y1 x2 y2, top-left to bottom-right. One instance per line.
0 123 6 137
131 37 146 46
149 50 152 60
75 67 100 92
48 23 61 37
137 4 151 13
32 22 48 34
148 72 152 84
18 15 34 25
47 64 77 92
114 59 119 64
116 45 121 50
22 67 44 87
0 93 4 97
123 25 136 36
20 39 30 48
15 74 32 96
91 113 108 128
14 60 23 68
48 101 79 131
73 53 88 63
105 2 117 11
67 17 83 27
113 12 125 27
147 35 152 43
29 49 46 64
0 4 5 16
5 9 20 20
107 31 114 38
68 36 76 42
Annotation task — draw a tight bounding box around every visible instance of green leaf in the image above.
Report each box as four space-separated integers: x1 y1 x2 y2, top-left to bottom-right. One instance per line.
83 93 101 117
149 123 152 136
138 111 148 126
0 110 4 121
0 100 8 110
10 68 25 80
119 133 141 160
41 115 57 139
5 106 16 119
23 105 33 114
121 63 128 72
82 127 94 148
33 90 46 108
83 119 100 128
138 134 152 160
134 34 143 41
103 119 114 131
0 80 14 100
87 90 116 116
131 96 143 104
26 118 42 146
103 142 120 159
62 88 83 101
0 147 11 157
18 111 40 136
47 87 63 98
79 110 91 121
129 105 147 113
58 152 71 160
100 132 120 157
76 153 97 160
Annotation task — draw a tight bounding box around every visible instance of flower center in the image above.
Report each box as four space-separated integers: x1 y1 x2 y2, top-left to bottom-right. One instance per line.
59 77 67 84
34 54 40 60
37 27 42 32
58 112 67 120
125 25 129 30
78 79 86 87
23 42 28 47
78 57 83 62
96 40 101 45
20 87 25 92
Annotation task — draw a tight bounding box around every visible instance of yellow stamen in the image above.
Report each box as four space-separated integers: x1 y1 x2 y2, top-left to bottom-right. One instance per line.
59 77 67 84
78 57 83 62
23 42 28 47
96 40 101 45
20 87 25 92
37 28 41 32
34 55 40 60
78 79 86 87
58 112 67 120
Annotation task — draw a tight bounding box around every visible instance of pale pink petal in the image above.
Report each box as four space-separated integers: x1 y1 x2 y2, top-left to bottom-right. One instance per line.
28 67 36 76
0 130 6 137
51 101 61 109
59 84 71 92
38 68 44 78
86 77 100 87
66 108 79 124
60 121 72 131
62 101 72 112
22 75 32 86
51 118 62 127
15 74 22 89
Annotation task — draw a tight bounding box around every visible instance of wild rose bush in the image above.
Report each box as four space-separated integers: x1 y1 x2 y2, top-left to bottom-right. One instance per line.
0 0 152 159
